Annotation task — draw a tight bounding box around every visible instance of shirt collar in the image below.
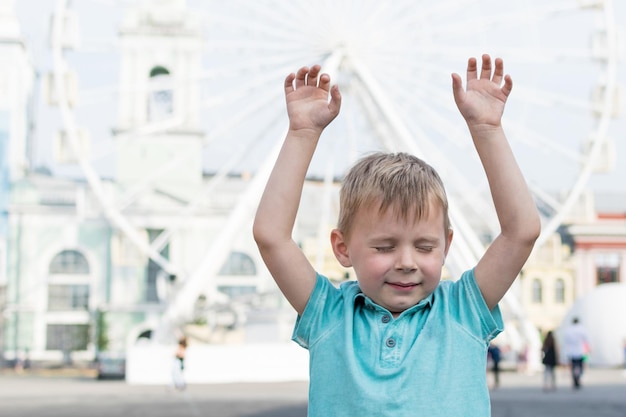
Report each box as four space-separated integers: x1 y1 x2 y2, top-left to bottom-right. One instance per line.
354 290 434 316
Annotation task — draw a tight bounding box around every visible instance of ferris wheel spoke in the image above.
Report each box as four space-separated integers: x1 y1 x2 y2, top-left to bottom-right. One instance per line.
513 85 593 112
414 0 484 18
203 90 284 143
211 1 310 39
202 77 283 109
199 51 313 84
505 121 585 164
430 2 599 38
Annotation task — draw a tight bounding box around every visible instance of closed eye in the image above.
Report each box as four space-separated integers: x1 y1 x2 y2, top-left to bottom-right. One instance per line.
417 246 434 253
374 246 394 253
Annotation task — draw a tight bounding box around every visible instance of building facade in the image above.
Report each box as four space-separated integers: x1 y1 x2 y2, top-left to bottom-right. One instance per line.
520 191 626 336
0 0 35 364
1 0 624 369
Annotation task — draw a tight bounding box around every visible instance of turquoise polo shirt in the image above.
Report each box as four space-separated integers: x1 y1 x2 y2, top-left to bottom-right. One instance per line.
292 269 503 417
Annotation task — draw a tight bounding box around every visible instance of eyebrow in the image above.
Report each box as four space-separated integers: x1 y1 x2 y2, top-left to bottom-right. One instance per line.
368 236 441 245
414 237 440 244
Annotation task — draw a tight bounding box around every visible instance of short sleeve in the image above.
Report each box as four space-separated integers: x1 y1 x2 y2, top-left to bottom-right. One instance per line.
292 273 344 349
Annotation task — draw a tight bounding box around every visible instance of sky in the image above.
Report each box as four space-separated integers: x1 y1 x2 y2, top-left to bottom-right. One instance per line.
10 0 626 204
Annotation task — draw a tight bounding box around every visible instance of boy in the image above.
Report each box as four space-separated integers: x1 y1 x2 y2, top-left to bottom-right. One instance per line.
253 55 540 416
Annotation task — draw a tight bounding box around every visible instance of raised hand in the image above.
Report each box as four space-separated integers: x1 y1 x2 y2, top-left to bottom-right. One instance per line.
451 54 512 128
284 65 342 135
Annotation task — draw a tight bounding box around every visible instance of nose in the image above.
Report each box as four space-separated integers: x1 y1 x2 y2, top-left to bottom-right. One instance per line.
395 246 417 273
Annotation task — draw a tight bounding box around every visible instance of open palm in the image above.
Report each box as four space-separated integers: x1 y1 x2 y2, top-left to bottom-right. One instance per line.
452 55 512 128
284 65 341 133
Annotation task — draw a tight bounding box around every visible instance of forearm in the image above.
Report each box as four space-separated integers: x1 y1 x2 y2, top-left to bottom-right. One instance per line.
253 129 321 248
469 124 540 244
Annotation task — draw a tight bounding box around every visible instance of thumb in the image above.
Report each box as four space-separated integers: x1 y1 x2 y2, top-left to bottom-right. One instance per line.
451 73 465 106
328 84 342 118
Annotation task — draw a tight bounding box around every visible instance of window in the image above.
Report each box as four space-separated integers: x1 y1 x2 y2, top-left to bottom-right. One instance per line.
148 66 173 121
49 250 89 274
595 253 621 284
554 279 565 303
597 266 619 284
145 229 169 303
48 284 90 311
219 251 256 276
531 279 543 303
46 324 89 351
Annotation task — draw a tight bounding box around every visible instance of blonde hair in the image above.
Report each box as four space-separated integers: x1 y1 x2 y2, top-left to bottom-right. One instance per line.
337 152 450 238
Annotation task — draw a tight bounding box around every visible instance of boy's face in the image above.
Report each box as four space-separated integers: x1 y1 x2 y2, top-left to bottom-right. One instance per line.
332 200 452 317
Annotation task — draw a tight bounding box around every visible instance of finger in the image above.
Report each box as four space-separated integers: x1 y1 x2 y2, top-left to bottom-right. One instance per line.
284 72 295 95
492 57 504 85
307 64 321 87
318 72 332 92
466 57 478 82
295 66 308 88
328 84 342 118
479 54 492 80
501 74 513 97
451 73 465 106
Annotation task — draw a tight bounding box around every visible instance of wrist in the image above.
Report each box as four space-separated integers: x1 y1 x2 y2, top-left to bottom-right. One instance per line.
287 126 324 141
466 122 503 137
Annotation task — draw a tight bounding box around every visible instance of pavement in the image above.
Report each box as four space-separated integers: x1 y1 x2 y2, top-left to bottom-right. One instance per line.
0 366 625 416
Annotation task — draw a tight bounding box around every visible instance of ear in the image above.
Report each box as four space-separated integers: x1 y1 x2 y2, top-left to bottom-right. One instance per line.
331 229 352 267
443 228 454 257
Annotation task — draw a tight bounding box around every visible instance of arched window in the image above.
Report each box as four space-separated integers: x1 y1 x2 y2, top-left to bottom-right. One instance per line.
219 251 256 276
554 278 565 303
150 66 170 77
148 66 173 120
49 250 89 274
531 279 543 304
48 250 90 312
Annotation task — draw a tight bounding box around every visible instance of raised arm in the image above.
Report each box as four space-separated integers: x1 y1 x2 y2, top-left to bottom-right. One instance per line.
452 55 541 310
253 65 341 315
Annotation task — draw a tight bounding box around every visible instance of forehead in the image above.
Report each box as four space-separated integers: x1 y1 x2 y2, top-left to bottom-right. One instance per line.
353 198 446 232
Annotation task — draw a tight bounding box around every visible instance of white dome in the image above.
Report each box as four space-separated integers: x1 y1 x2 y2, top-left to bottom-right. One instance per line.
557 283 626 367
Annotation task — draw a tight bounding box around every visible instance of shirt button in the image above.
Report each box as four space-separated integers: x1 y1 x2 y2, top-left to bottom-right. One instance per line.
381 315 391 323
386 338 396 348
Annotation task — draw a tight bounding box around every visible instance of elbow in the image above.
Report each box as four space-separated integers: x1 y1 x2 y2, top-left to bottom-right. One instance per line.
504 212 541 249
530 211 542 241
521 213 542 248
252 220 270 250
252 217 284 252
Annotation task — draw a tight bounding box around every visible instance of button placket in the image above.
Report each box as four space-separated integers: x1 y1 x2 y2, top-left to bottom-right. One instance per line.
379 318 402 366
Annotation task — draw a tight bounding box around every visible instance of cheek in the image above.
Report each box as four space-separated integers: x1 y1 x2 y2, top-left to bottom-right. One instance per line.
419 253 445 274
354 253 390 276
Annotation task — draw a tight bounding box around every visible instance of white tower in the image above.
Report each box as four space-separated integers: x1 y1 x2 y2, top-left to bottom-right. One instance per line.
0 0 34 182
115 0 204 194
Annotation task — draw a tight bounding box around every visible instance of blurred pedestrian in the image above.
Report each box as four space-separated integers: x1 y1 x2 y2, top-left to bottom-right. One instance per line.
541 331 558 391
171 336 187 391
563 317 590 389
622 339 626 376
488 343 502 389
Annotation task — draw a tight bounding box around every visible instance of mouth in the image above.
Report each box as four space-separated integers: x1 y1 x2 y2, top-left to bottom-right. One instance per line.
387 282 420 291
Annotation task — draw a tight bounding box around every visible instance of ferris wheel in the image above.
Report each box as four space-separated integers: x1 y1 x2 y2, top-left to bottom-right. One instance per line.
49 0 619 338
